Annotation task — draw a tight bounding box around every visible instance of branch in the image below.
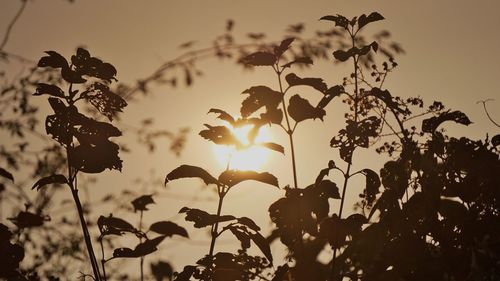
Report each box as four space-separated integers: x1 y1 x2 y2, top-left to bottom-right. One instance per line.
0 0 28 51
477 99 500 128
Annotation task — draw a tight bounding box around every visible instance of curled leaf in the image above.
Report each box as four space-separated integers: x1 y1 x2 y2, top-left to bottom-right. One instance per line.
422 110 472 133
32 174 67 191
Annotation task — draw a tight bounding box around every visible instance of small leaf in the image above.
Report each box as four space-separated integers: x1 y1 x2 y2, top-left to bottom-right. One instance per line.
199 124 241 147
361 169 381 206
150 221 189 238
218 170 279 188
240 86 283 118
208 108 235 125
0 167 14 182
250 232 273 264
134 235 167 257
319 14 349 30
274 37 295 57
358 12 385 30
98 215 136 236
113 247 136 258
165 164 219 186
34 83 65 98
281 57 313 68
288 94 326 123
318 85 344 109
131 194 155 212
285 73 327 93
32 174 67 191
333 50 352 62
422 110 472 133
241 51 276 66
237 217 261 231
38 51 68 69
179 207 236 228
257 142 285 154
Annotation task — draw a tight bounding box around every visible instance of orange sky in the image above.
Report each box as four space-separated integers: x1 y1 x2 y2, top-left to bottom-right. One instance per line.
1 0 499 276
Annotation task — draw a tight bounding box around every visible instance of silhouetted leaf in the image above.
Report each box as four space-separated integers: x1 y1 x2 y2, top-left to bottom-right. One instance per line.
318 85 344 109
422 110 472 133
237 217 261 231
333 49 352 62
199 124 241 146
33 83 65 98
241 51 276 66
288 94 326 122
98 215 136 236
179 207 236 228
320 14 349 29
366 87 405 114
0 167 14 182
151 261 174 281
131 194 155 212
8 211 45 229
285 73 327 93
314 180 341 199
174 265 197 281
218 170 279 188
492 134 500 147
257 142 285 154
250 232 273 264
228 225 251 250
274 37 295 57
281 57 313 68
85 83 127 121
38 51 68 69
134 236 167 257
358 12 385 30
70 140 122 173
31 174 67 191
240 86 283 118
260 107 283 125
71 48 117 82
362 169 381 205
165 164 219 186
112 247 135 258
208 108 235 125
150 221 189 238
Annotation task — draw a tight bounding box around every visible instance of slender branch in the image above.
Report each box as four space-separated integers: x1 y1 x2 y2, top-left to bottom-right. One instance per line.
0 0 28 51
477 99 500 128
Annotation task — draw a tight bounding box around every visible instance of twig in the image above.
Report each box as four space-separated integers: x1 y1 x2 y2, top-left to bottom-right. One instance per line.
0 0 28 51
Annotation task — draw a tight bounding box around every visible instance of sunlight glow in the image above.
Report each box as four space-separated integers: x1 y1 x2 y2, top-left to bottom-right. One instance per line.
213 124 272 171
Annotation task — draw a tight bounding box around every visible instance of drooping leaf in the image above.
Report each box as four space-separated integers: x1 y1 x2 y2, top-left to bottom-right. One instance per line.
249 231 273 264
285 73 327 93
85 83 127 121
361 169 381 206
179 207 236 228
164 164 218 186
274 37 295 57
281 57 313 68
33 83 65 98
149 221 189 238
0 167 14 182
240 51 276 66
37 51 68 69
218 170 279 188
98 215 136 236
237 217 261 231
131 194 155 212
288 94 326 123
208 108 235 125
318 85 344 109
8 211 45 229
358 12 385 30
31 174 67 191
319 14 349 30
257 142 285 154
199 124 241 147
240 86 283 118
422 110 472 133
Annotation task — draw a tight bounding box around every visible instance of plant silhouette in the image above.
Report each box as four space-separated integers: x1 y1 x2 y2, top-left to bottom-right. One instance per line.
1 6 499 281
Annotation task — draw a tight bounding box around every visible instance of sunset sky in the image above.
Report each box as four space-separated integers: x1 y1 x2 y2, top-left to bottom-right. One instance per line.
1 0 499 276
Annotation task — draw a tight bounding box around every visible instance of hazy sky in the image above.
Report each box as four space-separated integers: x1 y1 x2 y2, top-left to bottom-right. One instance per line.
1 0 500 276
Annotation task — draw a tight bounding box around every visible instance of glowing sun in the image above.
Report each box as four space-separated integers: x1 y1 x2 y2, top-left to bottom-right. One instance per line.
213 124 273 170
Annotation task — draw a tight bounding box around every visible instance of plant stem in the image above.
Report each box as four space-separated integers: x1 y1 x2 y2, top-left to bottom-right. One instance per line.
139 210 144 281
99 238 107 281
208 187 225 257
66 147 102 281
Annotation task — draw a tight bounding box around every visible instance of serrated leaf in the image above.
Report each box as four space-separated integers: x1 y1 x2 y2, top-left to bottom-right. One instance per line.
32 174 67 191
257 142 285 154
288 94 326 123
0 167 14 182
150 221 189 238
164 164 219 186
240 86 283 118
285 73 327 93
422 110 472 133
218 170 279 188
241 51 276 66
34 83 65 98
208 108 235 125
131 194 155 212
358 12 385 30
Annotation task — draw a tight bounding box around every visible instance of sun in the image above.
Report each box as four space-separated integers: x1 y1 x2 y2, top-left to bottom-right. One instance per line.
213 124 273 171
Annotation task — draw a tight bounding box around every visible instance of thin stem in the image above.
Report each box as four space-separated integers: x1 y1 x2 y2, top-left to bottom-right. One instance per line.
67 147 102 281
0 0 27 51
478 99 500 128
99 237 107 281
208 187 225 257
139 210 144 281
